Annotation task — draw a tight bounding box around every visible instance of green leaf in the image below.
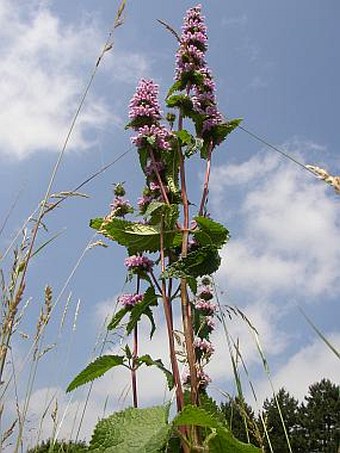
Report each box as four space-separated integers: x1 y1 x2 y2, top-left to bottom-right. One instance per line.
209 428 261 453
144 203 179 230
162 246 221 279
137 354 174 390
107 307 129 330
163 148 180 199
200 118 243 158
187 277 198 295
166 95 193 117
173 406 260 453
166 80 184 98
138 148 149 175
194 216 230 249
126 287 158 338
174 130 203 158
89 405 171 452
66 355 125 393
175 129 193 145
173 405 219 428
199 393 226 425
90 217 177 254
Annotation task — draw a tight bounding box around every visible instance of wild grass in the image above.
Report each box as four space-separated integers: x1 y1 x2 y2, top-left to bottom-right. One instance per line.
0 1 339 452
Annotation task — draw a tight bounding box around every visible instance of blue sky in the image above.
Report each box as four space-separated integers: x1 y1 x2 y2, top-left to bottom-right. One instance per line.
1 0 340 447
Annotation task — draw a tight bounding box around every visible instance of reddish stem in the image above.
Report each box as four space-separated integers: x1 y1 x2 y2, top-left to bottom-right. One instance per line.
198 139 214 216
159 216 184 412
177 104 199 407
131 325 138 408
148 146 170 206
131 276 140 408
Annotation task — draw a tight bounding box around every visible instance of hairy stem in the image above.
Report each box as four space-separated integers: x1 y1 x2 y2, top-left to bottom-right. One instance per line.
159 215 184 412
131 324 138 408
148 146 170 206
131 277 140 408
198 139 214 216
178 111 199 408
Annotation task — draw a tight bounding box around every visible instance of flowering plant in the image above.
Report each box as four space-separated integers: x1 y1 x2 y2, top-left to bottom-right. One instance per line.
67 5 258 452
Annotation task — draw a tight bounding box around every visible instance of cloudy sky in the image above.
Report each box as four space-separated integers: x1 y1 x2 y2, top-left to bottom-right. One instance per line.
1 0 339 448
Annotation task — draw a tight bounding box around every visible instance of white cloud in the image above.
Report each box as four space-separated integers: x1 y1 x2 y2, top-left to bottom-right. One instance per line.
207 299 289 386
221 15 248 29
213 150 340 299
0 0 150 159
94 296 120 327
253 332 340 404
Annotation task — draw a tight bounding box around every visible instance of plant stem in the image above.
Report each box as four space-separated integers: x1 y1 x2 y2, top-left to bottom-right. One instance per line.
159 215 184 412
178 111 199 408
131 324 138 408
131 277 140 408
148 146 170 206
198 139 214 216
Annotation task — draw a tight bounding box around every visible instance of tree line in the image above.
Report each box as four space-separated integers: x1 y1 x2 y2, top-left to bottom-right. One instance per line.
221 378 340 452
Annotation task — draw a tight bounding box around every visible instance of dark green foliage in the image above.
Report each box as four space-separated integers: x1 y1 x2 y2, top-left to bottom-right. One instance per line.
107 306 129 330
199 119 242 158
144 203 179 230
193 216 229 248
200 393 227 425
89 405 171 452
66 355 126 392
126 286 158 338
162 246 221 279
173 405 261 452
221 397 260 448
27 439 87 453
166 94 193 112
301 378 340 453
261 387 305 452
166 71 204 98
174 129 203 157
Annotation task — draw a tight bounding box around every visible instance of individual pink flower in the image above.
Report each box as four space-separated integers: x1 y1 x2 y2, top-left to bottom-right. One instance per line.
195 299 217 315
131 124 172 151
118 293 144 308
193 337 214 356
110 196 133 217
205 316 216 331
124 255 154 272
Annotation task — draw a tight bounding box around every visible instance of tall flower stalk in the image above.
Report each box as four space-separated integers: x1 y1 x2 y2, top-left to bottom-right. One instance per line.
67 4 243 451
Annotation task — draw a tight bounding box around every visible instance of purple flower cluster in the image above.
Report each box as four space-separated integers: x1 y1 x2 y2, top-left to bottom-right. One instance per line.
193 68 224 135
198 287 213 300
175 5 223 138
129 79 161 124
190 278 217 389
144 160 165 177
205 316 215 330
109 196 133 218
137 181 163 214
183 367 211 390
131 124 172 152
195 299 217 316
118 293 144 308
124 254 154 272
175 4 208 80
129 79 172 154
193 337 214 357
128 79 173 208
